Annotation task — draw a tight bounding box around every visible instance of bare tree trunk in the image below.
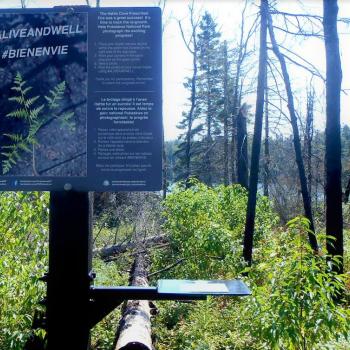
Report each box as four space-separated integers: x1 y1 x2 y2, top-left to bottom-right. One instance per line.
232 0 254 184
236 104 249 189
231 15 244 184
267 10 318 251
206 74 213 187
21 0 26 8
231 4 246 184
115 254 154 350
263 86 270 197
243 0 268 265
223 41 230 186
178 2 198 182
162 128 167 199
344 177 350 203
305 86 315 195
323 0 343 273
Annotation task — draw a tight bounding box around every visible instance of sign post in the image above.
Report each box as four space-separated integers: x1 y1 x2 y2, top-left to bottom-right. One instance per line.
48 191 92 350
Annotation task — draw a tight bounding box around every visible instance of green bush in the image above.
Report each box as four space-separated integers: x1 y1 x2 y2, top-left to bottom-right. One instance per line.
90 258 129 350
247 217 350 349
152 180 278 280
0 192 48 350
153 183 350 350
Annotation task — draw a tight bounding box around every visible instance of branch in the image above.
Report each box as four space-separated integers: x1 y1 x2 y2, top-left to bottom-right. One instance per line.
273 24 323 38
38 152 86 175
148 258 187 278
272 43 325 81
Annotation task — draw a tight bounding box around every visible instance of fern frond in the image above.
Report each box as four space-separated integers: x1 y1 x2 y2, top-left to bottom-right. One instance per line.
29 104 44 121
3 133 24 143
9 96 26 105
11 86 22 92
25 95 40 108
14 72 23 85
1 135 32 174
46 81 66 110
18 141 32 153
28 119 44 139
3 73 72 174
6 108 29 119
60 111 75 131
22 86 32 95
2 160 12 174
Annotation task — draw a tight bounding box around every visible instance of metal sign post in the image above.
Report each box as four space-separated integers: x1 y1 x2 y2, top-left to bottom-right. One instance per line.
47 191 92 350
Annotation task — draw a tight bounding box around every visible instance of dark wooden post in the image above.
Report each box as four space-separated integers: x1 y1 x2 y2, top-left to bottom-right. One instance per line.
47 191 92 350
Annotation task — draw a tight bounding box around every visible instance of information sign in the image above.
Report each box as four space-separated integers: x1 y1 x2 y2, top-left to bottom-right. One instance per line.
157 279 252 296
0 6 162 191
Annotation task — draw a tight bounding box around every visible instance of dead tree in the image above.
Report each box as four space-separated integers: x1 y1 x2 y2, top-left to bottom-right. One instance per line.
305 85 315 195
232 0 257 183
162 127 167 199
223 41 230 185
263 85 270 196
344 177 350 204
267 8 318 251
114 253 155 350
178 1 200 181
94 234 168 260
323 0 344 273
236 104 249 189
243 0 268 265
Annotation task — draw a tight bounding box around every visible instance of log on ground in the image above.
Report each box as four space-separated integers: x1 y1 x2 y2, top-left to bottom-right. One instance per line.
114 252 155 350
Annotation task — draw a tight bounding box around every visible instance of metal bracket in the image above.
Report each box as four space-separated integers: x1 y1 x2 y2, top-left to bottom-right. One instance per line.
88 286 207 328
88 278 252 328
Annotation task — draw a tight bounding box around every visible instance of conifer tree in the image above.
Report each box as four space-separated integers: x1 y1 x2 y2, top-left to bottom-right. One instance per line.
196 12 223 186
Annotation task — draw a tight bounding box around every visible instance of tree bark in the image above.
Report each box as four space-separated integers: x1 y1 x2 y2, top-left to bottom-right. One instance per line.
178 4 199 182
344 177 350 203
263 85 270 197
162 127 167 199
323 0 343 273
243 0 268 265
206 73 213 187
94 234 168 260
305 86 315 195
223 41 230 186
267 9 318 251
236 104 249 189
115 254 154 350
231 2 247 184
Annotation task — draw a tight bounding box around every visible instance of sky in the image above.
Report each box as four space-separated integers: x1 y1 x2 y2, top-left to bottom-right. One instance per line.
0 0 350 140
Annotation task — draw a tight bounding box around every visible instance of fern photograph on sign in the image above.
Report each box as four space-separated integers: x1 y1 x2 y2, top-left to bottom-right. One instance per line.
0 10 88 178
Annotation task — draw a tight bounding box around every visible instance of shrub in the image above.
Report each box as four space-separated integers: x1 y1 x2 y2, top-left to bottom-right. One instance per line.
0 192 48 350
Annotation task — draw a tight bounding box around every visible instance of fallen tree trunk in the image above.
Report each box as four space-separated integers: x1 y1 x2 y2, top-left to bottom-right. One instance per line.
114 253 155 350
94 234 168 260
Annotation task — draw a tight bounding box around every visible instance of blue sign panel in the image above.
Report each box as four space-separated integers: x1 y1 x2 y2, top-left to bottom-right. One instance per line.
158 279 251 296
0 6 162 191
